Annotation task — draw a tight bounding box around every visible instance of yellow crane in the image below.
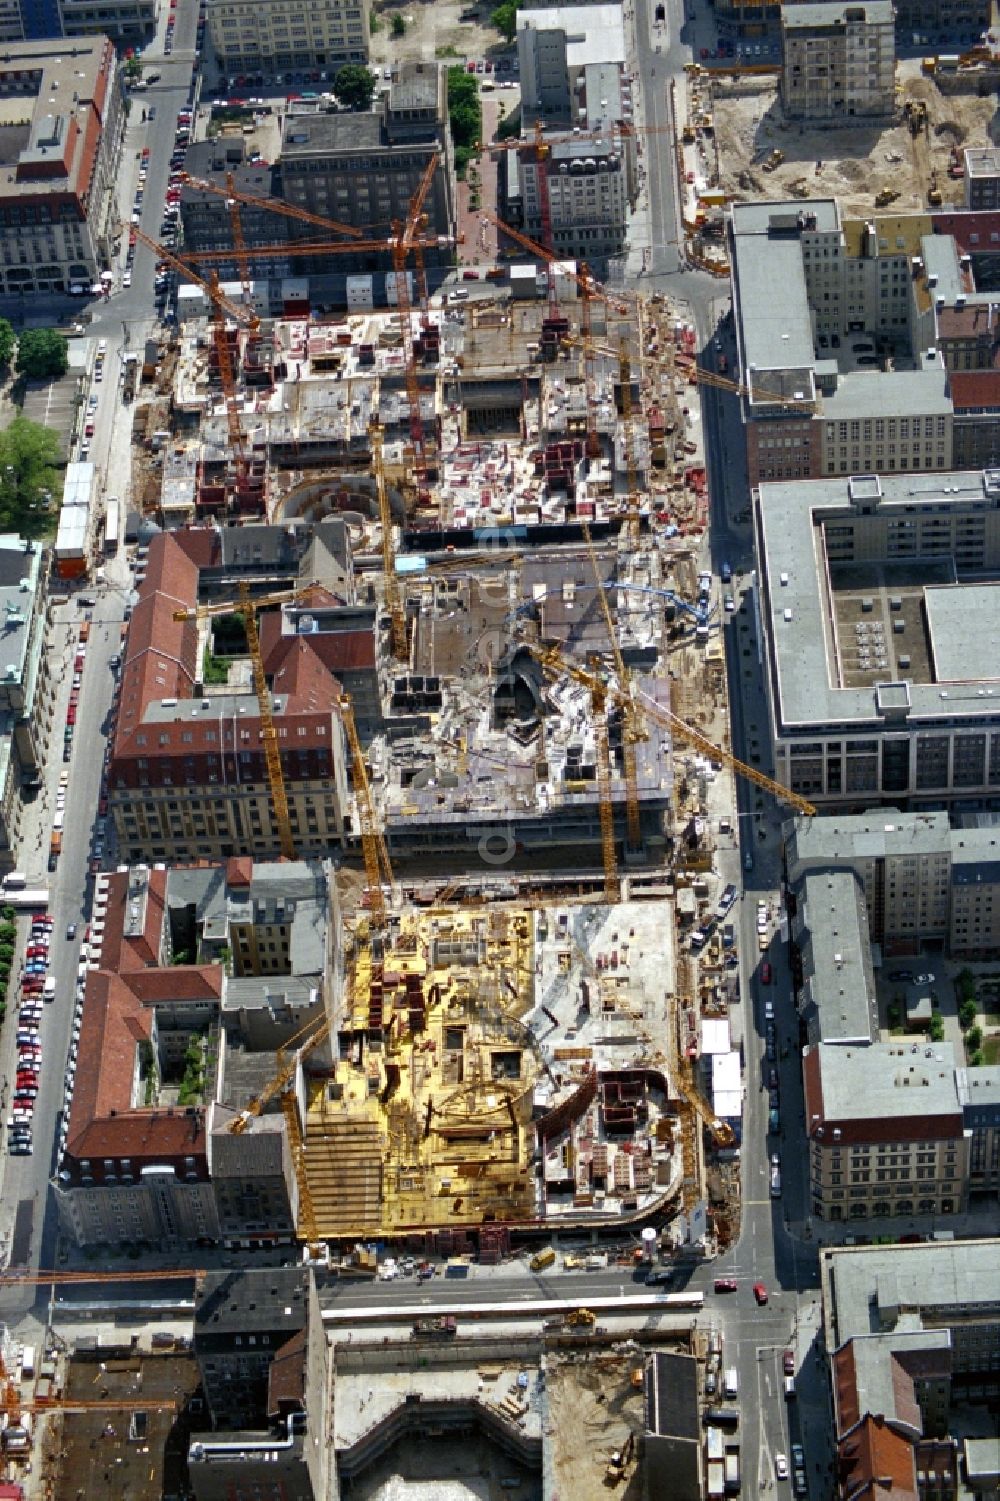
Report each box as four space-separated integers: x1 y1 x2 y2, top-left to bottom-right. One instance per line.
579 520 643 853
173 583 333 860
370 420 407 659
619 335 642 548
173 586 396 912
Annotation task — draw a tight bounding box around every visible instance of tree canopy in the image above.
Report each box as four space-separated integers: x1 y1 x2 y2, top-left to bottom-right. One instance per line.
0 415 62 537
447 67 482 172
491 0 517 41
391 12 406 35
0 320 15 369
333 63 377 111
16 327 68 382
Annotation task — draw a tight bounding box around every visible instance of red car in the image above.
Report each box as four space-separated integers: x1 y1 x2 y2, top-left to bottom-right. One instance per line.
34 915 53 927
66 707 76 725
783 1349 794 1375
714 1277 738 1293
754 1282 769 1305
761 961 772 984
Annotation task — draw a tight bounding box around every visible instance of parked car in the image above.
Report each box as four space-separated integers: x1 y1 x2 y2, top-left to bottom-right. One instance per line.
714 1277 738 1293
761 960 772 984
754 1282 769 1306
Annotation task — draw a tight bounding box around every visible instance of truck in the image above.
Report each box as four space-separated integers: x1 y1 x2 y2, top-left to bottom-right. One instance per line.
412 1316 457 1339
122 353 138 402
725 1448 741 1493
724 1367 739 1398
530 1247 556 1272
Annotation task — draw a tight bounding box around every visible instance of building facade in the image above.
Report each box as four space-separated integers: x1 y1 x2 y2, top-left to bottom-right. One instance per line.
964 147 1000 210
206 0 368 77
957 1067 1000 1197
58 0 157 45
781 1 896 124
0 37 125 296
803 1042 968 1222
518 136 629 263
516 3 626 125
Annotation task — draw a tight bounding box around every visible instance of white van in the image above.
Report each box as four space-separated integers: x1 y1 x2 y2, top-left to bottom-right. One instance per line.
724 1367 739 1398
43 977 56 1001
3 872 26 889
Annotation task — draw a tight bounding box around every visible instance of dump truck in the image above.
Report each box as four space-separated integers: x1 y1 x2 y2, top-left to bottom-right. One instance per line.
412 1316 457 1339
565 1307 596 1328
530 1247 556 1272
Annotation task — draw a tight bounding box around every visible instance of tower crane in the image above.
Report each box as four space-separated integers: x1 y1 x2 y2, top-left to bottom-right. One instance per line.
370 419 407 659
579 520 643 854
173 587 397 905
618 335 642 548
390 149 442 470
180 171 366 242
129 223 258 495
579 261 601 460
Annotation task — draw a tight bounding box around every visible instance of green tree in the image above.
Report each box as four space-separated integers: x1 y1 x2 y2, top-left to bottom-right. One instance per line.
966 1024 983 1051
0 415 62 536
369 9 381 30
0 319 14 369
929 1014 945 1042
491 0 517 40
16 327 68 382
969 1049 985 1067
959 998 977 1029
333 63 377 111
391 12 406 35
124 54 142 79
447 66 482 174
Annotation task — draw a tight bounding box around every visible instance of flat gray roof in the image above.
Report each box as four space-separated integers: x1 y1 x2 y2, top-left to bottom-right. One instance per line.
926 582 1000 683
821 367 952 421
517 3 626 65
733 229 815 373
787 809 952 871
956 1064 1000 1111
783 0 894 23
816 1040 960 1122
756 469 1000 731
799 871 877 1045
825 1239 1000 1345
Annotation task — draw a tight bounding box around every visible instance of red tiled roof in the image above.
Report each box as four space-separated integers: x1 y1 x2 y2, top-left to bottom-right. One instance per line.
172 527 222 569
262 622 376 679
936 303 999 341
949 370 1000 410
227 856 253 887
113 533 200 760
840 1414 917 1501
68 1111 208 1175
122 967 223 1005
67 971 154 1149
833 1344 860 1434
931 209 1000 255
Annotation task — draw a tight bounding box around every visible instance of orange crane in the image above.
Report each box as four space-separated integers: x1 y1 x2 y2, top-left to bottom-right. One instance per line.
580 261 601 460
619 335 642 547
482 209 634 317
370 419 407 659
130 223 258 495
390 150 441 468
179 171 366 242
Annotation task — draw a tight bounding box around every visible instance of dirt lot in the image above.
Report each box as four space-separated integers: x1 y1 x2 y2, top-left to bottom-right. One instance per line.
710 61 999 216
548 1349 647 1501
368 0 512 73
39 1350 200 1501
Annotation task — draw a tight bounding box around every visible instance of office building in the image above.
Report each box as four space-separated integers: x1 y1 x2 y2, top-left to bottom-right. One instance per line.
516 2 626 124
803 1040 968 1222
957 1067 1000 1196
753 468 1000 809
781 1 896 124
278 64 454 258
58 0 157 45
190 1268 331 1501
206 0 368 78
0 37 124 297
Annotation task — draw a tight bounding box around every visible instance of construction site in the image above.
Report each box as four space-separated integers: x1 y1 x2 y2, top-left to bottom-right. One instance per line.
678 56 1000 222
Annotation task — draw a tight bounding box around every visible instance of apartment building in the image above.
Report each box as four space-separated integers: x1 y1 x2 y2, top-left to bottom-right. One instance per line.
754 469 1000 810
0 534 48 864
803 1041 968 1222
109 528 353 865
190 1268 330 1501
518 136 629 263
957 1067 1000 1196
0 38 125 296
54 858 337 1251
781 1 895 124
206 0 368 77
516 3 626 124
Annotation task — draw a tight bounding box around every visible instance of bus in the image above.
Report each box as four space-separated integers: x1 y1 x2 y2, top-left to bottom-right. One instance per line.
104 497 120 557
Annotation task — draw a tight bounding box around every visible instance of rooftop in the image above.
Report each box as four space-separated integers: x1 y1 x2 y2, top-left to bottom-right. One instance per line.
516 3 626 67
787 810 952 869
804 1041 962 1137
782 0 894 25
797 870 878 1045
194 1268 309 1337
824 1238 1000 1346
965 146 1000 177
0 37 115 204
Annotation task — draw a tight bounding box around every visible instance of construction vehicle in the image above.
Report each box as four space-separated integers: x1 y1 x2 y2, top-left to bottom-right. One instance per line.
565 1307 596 1327
412 1315 457 1338
761 149 784 173
928 171 943 206
874 188 900 207
604 1431 636 1486
530 1246 556 1271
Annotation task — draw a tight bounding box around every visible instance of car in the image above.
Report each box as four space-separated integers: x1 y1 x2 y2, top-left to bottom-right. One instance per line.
773 1456 787 1480
764 999 774 1020
761 960 773 984
646 1269 674 1285
123 270 132 288
913 973 935 985
791 1446 805 1471
724 593 735 612
714 1277 738 1293
769 1106 781 1132
768 1068 779 1090
754 1282 769 1306
793 1470 808 1497
783 1349 795 1375
93 842 104 859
